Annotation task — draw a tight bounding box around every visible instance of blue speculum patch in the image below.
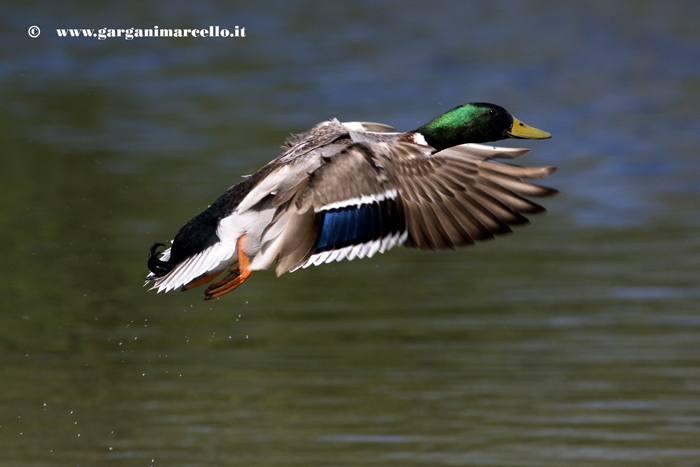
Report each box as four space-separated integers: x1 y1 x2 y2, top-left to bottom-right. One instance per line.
315 199 403 253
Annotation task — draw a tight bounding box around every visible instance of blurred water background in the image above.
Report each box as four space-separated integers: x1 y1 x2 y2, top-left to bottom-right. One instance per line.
1 1 699 466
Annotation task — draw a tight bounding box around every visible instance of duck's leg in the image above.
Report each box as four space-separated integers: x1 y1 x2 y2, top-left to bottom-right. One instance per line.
181 269 225 291
204 235 252 300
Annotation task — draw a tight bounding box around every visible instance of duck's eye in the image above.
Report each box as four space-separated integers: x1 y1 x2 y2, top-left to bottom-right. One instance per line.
488 109 498 116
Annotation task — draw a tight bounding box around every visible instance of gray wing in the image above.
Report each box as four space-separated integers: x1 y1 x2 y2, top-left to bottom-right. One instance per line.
388 142 556 250
258 140 555 275
296 140 557 248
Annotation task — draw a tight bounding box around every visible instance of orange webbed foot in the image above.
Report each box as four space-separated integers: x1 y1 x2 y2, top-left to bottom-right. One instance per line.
203 235 251 300
181 269 225 291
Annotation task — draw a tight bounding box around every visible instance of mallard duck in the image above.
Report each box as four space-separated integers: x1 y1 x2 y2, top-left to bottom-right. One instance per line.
146 103 556 300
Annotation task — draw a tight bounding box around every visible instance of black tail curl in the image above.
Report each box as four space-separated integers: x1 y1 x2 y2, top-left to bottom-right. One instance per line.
148 243 173 277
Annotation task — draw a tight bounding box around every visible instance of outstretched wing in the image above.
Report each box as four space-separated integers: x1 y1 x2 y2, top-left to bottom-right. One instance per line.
389 142 557 250
259 140 556 275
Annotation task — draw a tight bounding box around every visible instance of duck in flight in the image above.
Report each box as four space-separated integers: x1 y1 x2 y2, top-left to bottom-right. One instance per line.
146 103 556 300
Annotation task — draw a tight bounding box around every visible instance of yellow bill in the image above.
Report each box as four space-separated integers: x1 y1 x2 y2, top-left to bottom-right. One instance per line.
507 117 551 140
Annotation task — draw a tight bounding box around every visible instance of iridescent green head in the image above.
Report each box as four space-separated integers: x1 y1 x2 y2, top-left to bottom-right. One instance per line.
414 102 551 151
